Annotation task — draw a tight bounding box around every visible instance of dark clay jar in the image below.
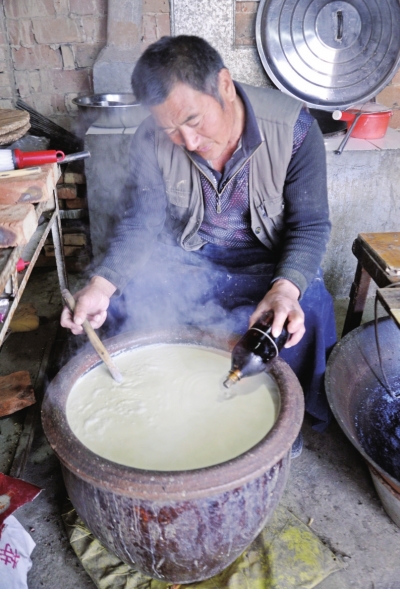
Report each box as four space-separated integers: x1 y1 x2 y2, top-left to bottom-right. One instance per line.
42 328 304 584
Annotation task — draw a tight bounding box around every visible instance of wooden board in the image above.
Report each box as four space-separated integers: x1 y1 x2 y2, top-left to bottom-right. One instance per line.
0 202 38 247
0 163 58 204
0 370 35 417
0 109 30 135
9 302 39 332
359 233 400 276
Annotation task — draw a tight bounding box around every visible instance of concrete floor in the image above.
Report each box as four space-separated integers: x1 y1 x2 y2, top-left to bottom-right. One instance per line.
1 269 400 589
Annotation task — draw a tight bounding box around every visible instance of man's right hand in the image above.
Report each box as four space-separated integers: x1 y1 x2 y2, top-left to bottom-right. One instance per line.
60 276 117 335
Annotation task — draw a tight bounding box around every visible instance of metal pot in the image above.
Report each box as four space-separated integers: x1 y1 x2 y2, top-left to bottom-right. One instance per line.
325 317 400 528
256 0 400 111
72 93 149 129
42 328 304 584
332 104 393 139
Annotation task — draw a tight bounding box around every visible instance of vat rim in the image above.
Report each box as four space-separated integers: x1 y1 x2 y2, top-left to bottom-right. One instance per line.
42 327 304 500
325 316 400 495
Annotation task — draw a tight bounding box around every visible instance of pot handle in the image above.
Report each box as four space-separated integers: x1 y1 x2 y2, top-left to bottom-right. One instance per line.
334 111 363 155
332 110 355 122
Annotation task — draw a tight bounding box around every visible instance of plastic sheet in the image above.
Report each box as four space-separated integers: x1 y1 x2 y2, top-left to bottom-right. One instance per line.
0 473 41 534
0 515 35 589
62 503 344 589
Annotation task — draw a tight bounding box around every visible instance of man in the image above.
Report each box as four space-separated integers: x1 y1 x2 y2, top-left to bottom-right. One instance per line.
61 35 337 434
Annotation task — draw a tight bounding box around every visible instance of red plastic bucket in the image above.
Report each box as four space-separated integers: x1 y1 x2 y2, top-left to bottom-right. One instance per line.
337 108 393 139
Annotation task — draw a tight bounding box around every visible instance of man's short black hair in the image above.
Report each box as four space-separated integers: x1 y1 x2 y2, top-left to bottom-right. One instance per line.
131 35 225 106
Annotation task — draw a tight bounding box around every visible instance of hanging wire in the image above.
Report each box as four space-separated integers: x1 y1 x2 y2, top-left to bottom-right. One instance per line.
374 282 400 399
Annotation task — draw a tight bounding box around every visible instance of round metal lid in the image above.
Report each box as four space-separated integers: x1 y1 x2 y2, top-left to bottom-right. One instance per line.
256 0 400 110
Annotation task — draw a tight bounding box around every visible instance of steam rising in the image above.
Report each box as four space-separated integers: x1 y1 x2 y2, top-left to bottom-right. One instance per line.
71 113 276 351
103 247 260 340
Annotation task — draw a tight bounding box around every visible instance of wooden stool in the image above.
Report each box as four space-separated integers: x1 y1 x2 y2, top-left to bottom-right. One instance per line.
342 232 400 337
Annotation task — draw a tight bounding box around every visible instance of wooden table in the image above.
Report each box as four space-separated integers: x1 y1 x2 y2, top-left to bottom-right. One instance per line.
342 232 400 337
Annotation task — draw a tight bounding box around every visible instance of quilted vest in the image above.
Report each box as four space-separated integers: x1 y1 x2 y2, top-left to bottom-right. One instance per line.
153 84 303 251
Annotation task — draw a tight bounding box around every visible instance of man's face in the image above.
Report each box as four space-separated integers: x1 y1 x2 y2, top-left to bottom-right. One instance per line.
150 70 239 163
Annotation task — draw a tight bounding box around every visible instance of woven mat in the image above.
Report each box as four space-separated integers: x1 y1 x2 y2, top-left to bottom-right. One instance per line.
0 109 29 134
0 121 31 145
62 503 345 589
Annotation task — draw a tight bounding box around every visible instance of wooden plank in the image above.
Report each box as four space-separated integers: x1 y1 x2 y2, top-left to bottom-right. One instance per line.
0 371 35 417
359 233 400 276
0 163 58 204
0 203 38 247
9 302 39 332
9 331 56 479
0 167 41 179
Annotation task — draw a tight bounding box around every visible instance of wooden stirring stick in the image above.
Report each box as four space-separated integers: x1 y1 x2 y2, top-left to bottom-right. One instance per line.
62 288 123 383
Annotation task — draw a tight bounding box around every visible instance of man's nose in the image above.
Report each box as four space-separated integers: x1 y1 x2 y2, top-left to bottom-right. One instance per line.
179 127 200 151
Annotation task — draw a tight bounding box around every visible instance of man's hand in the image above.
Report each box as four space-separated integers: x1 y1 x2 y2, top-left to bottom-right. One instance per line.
60 276 117 335
249 279 305 348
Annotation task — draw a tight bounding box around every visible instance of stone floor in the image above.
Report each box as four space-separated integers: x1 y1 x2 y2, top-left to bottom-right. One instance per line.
1 268 400 589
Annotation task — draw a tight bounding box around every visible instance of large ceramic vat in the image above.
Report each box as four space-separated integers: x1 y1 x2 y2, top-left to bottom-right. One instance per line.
42 328 304 583
325 317 400 527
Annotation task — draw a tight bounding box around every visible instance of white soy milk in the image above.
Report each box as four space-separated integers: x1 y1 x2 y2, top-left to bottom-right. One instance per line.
66 344 280 471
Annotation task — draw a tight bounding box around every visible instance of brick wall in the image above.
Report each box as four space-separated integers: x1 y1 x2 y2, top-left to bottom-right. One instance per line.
234 0 400 131
1 0 170 131
2 0 108 130
142 0 170 47
377 69 400 130
1 0 398 131
0 2 15 109
235 1 258 47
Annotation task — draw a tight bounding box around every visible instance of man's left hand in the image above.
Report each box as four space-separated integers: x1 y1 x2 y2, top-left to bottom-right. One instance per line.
249 279 305 348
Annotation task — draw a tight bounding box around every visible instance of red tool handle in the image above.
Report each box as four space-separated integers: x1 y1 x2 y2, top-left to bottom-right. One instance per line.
16 258 30 272
13 149 65 169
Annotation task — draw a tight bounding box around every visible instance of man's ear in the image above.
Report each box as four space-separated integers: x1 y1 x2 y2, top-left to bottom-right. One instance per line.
218 68 236 103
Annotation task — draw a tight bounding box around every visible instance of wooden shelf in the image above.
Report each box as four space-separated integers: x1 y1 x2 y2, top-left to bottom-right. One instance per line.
0 169 68 347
